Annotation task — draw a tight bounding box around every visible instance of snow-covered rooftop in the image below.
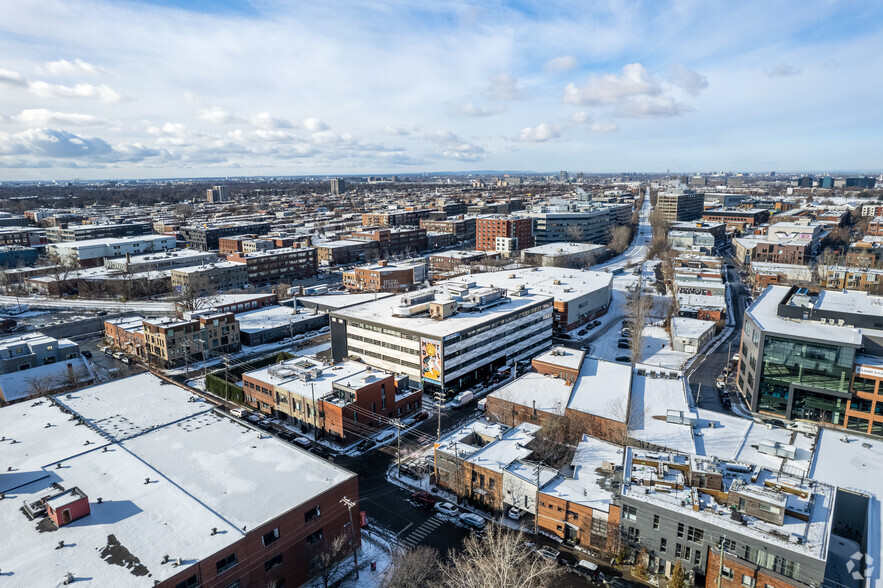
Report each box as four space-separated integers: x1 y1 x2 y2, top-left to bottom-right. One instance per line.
520 242 605 256
533 346 584 371
235 305 316 334
540 435 622 513
450 267 613 303
466 422 541 473
747 285 863 345
670 317 716 339
628 364 694 453
489 372 572 416
567 358 632 422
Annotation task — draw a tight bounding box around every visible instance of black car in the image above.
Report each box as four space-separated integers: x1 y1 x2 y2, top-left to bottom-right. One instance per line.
722 397 732 409
278 431 297 442
311 445 331 458
617 342 630 349
81 350 92 358
615 356 631 362
764 418 786 428
356 439 374 452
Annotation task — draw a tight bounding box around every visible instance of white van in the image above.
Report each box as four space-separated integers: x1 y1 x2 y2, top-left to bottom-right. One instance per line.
452 390 473 409
477 398 487 412
230 407 249 418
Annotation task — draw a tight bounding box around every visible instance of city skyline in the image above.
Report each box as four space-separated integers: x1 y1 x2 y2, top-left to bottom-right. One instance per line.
1 0 882 180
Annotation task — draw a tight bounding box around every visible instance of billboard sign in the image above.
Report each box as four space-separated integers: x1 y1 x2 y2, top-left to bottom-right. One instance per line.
421 338 443 383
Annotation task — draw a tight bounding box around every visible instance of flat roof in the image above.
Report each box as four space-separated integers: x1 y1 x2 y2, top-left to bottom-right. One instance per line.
48 235 174 249
0 372 357 586
540 435 622 513
297 292 394 310
533 346 584 371
747 286 863 345
449 267 613 303
489 372 572 416
0 357 92 403
670 317 717 339
628 365 695 453
465 422 541 473
520 242 605 256
236 305 317 334
567 358 632 422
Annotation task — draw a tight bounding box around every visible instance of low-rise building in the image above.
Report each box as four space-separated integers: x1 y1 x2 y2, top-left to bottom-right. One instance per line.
419 216 476 242
0 245 38 268
342 259 428 292
670 317 717 353
142 313 240 368
0 227 45 248
349 227 427 256
170 261 249 293
48 235 176 267
428 250 492 272
0 332 81 373
226 246 318 285
702 208 771 231
236 305 328 346
520 242 605 268
103 249 217 273
45 222 152 243
821 265 883 294
179 221 272 251
243 356 421 443
317 239 381 266
0 373 360 588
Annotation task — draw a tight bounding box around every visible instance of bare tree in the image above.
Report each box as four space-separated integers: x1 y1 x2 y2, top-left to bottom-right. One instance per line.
608 225 633 255
382 546 439 588
627 276 651 362
441 525 561 588
45 252 78 297
564 224 585 243
311 532 349 588
605 397 644 447
174 273 220 315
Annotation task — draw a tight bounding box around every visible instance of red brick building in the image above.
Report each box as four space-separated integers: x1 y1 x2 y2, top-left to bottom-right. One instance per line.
361 209 433 227
218 234 257 255
475 216 534 253
350 227 427 256
227 246 318 286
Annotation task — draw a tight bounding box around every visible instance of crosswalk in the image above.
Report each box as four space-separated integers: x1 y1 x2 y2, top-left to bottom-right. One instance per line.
400 515 444 548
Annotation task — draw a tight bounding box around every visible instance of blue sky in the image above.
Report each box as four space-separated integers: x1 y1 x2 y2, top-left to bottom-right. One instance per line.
0 0 881 179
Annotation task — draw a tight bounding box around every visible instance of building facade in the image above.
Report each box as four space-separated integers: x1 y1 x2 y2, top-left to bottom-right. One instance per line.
227 246 318 286
656 192 705 222
475 216 534 253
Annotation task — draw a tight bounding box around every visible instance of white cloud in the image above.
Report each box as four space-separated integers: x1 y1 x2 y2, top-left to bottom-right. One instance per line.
382 125 412 136
28 81 122 103
668 64 708 96
570 111 590 124
767 63 801 78
13 109 106 126
543 55 578 73
0 128 113 158
251 112 293 129
518 122 563 142
483 74 528 101
564 63 660 106
196 107 244 124
448 102 506 117
0 69 28 87
616 96 691 118
589 123 618 133
303 117 329 132
44 58 101 77
425 130 486 161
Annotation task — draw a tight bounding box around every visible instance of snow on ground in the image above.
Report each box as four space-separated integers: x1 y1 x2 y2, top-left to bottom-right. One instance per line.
639 324 693 370
825 534 863 588
302 529 395 588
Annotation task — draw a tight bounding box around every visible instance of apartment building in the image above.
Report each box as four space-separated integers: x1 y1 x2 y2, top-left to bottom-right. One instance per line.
226 246 318 286
0 373 360 588
702 208 771 230
619 447 832 587
738 286 883 434
170 261 249 292
361 209 433 227
0 227 45 248
868 216 883 237
103 316 148 360
350 227 427 256
523 205 631 245
475 216 534 254
316 239 381 266
656 191 704 222
821 266 883 294
330 280 553 394
218 234 257 255
47 235 176 267
342 259 427 292
242 356 421 444
0 332 81 373
419 217 476 242
142 313 240 368
179 221 271 250
45 222 152 243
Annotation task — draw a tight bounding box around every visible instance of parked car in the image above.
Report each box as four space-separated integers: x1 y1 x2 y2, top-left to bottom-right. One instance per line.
615 356 631 363
356 439 374 452
620 329 632 337
459 512 486 530
536 546 560 561
413 411 430 422
319 326 330 334
256 419 274 431
592 320 601 327
618 338 630 345
609 578 644 588
586 323 596 330
763 418 786 428
278 430 297 442
507 506 526 520
617 342 630 349
81 350 92 358
230 407 249 418
293 437 312 449
311 444 331 458
121 356 132 364
412 491 437 508
570 559 603 580
578 328 588 336
722 397 732 409
435 502 459 517
375 429 397 444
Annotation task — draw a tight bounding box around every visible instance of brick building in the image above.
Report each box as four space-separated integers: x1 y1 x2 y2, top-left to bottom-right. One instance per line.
475 216 534 254
342 259 427 292
218 234 257 255
317 239 381 266
142 313 240 368
702 208 771 231
821 266 883 294
361 209 433 227
227 246 318 286
419 216 476 242
349 227 427 256
180 221 271 251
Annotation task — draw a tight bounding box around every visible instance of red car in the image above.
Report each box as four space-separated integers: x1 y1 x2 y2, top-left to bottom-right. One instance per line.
411 491 437 508
413 411 430 423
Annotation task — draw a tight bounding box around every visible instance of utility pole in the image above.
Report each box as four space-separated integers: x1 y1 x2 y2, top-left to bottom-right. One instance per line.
717 535 726 587
435 390 445 441
223 355 231 403
340 497 359 580
182 342 191 383
310 382 318 433
390 418 405 477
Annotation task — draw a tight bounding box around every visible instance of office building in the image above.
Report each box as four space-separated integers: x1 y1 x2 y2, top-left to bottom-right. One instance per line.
47 235 177 267
329 178 345 195
656 191 705 222
226 247 318 286
475 216 534 254
179 222 271 251
329 279 554 393
45 222 152 243
524 205 632 245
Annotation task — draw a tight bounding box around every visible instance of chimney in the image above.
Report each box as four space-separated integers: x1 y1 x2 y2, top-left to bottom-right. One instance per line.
532 400 537 417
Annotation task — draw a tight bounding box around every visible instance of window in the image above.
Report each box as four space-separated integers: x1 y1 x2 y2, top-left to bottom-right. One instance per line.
306 529 323 545
719 538 737 553
305 505 321 523
623 505 637 521
683 546 691 561
675 543 682 558
653 515 659 530
677 522 684 538
693 550 701 565
216 553 238 574
627 527 640 542
262 528 280 547
687 526 704 543
742 575 755 588
757 502 780 514
660 538 667 553
721 566 734 580
264 554 283 572
175 576 199 588
223 582 241 588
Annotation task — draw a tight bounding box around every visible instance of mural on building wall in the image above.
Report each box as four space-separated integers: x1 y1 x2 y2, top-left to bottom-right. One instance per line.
421 338 442 383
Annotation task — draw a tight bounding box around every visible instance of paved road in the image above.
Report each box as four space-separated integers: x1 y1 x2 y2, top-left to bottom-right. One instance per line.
687 253 752 414
0 294 175 314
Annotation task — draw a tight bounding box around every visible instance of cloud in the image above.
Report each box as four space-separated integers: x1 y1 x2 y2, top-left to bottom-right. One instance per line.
44 58 101 77
564 63 659 106
425 130 486 161
570 111 590 124
518 122 564 142
543 55 578 73
589 123 618 133
251 112 293 129
0 69 28 87
483 74 528 101
382 125 412 136
448 102 506 117
196 107 244 124
13 109 106 126
668 64 708 96
303 117 330 132
0 128 113 158
28 81 122 103
766 63 801 78
616 96 692 118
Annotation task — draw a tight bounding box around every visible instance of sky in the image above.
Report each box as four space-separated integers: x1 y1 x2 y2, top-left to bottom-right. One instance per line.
1 0 882 180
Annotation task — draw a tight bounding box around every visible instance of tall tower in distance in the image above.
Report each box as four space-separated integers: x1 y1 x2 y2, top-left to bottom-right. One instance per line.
330 178 346 195
206 185 228 204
